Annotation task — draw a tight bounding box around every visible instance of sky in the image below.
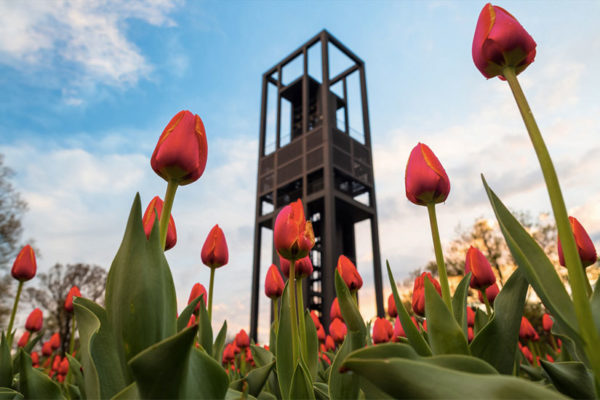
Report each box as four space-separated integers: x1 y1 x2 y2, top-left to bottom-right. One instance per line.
1 0 599 343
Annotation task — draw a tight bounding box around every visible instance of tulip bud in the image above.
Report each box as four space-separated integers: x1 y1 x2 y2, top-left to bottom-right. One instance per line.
280 255 313 279
329 318 347 343
325 335 336 351
465 246 496 290
337 255 363 292
187 314 197 328
274 199 315 261
519 316 537 341
17 331 30 347
520 345 533 363
11 244 37 282
31 351 39 366
317 324 326 341
387 293 398 318
479 282 500 305
468 327 474 343
393 317 405 341
58 358 69 375
222 344 235 364
264 264 285 299
546 354 554 363
330 298 343 321
25 308 43 332
542 313 553 332
201 224 229 268
235 329 250 349
64 286 81 312
142 196 177 250
422 319 428 332
321 353 331 365
467 307 475 327
411 272 442 317
52 355 61 371
372 317 393 344
42 341 53 356
557 216 597 268
188 283 207 312
151 110 208 186
232 342 240 355
310 311 321 329
472 3 536 80
405 143 450 206
319 343 327 353
49 333 61 350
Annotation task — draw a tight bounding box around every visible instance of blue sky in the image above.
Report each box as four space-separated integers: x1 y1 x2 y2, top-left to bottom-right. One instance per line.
1 0 599 342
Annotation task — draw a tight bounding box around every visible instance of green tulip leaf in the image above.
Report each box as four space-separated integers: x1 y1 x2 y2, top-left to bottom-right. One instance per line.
270 319 277 356
591 279 600 338
0 387 23 400
328 331 364 400
176 296 202 332
251 344 274 367
105 193 177 362
470 268 528 374
181 347 229 400
482 177 583 349
474 308 489 334
225 388 257 400
276 282 295 399
0 333 11 388
111 382 139 399
314 382 331 400
386 261 431 356
129 325 197 399
66 384 82 400
304 309 319 380
257 391 278 400
73 297 129 399
230 361 275 398
342 357 566 399
65 354 86 399
289 361 315 400
424 279 469 355
197 296 213 355
540 360 596 399
451 273 471 335
213 320 228 361
335 271 366 335
17 349 64 399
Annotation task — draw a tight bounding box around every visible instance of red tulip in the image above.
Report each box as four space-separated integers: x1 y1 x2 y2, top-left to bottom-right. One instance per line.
64 286 81 312
519 316 537 341
422 319 428 332
468 327 474 343
280 255 313 279
235 329 250 349
142 196 177 250
330 298 343 321
325 335 335 351
201 224 229 268
412 272 442 317
387 293 397 318
58 358 69 375
317 324 326 341
188 283 207 311
232 342 241 354
31 351 39 366
405 143 450 206
151 110 208 186
542 313 553 332
187 314 197 328
17 331 30 347
467 307 475 327
465 246 496 290
264 264 285 299
472 3 536 79
310 311 321 328
337 255 363 291
329 318 347 343
321 353 331 365
557 216 597 268
11 244 37 281
319 343 327 353
42 341 53 356
25 308 43 332
274 199 315 261
372 317 393 344
393 317 405 340
52 355 61 371
520 345 533 363
49 333 61 350
546 354 554 363
222 344 235 364
479 282 500 305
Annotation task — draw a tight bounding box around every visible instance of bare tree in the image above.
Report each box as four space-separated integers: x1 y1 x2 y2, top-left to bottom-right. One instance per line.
23 263 107 355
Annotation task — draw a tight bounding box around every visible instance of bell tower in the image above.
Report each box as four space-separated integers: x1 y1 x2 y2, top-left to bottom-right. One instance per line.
249 30 384 341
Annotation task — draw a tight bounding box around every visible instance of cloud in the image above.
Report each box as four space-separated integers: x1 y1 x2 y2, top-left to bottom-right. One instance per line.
0 0 180 97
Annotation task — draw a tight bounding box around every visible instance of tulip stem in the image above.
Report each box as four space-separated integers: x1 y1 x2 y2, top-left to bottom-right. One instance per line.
208 267 215 322
480 289 492 315
296 278 308 361
426 203 453 314
503 66 600 386
159 180 178 251
7 280 23 346
69 316 77 355
288 260 299 364
273 298 279 332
